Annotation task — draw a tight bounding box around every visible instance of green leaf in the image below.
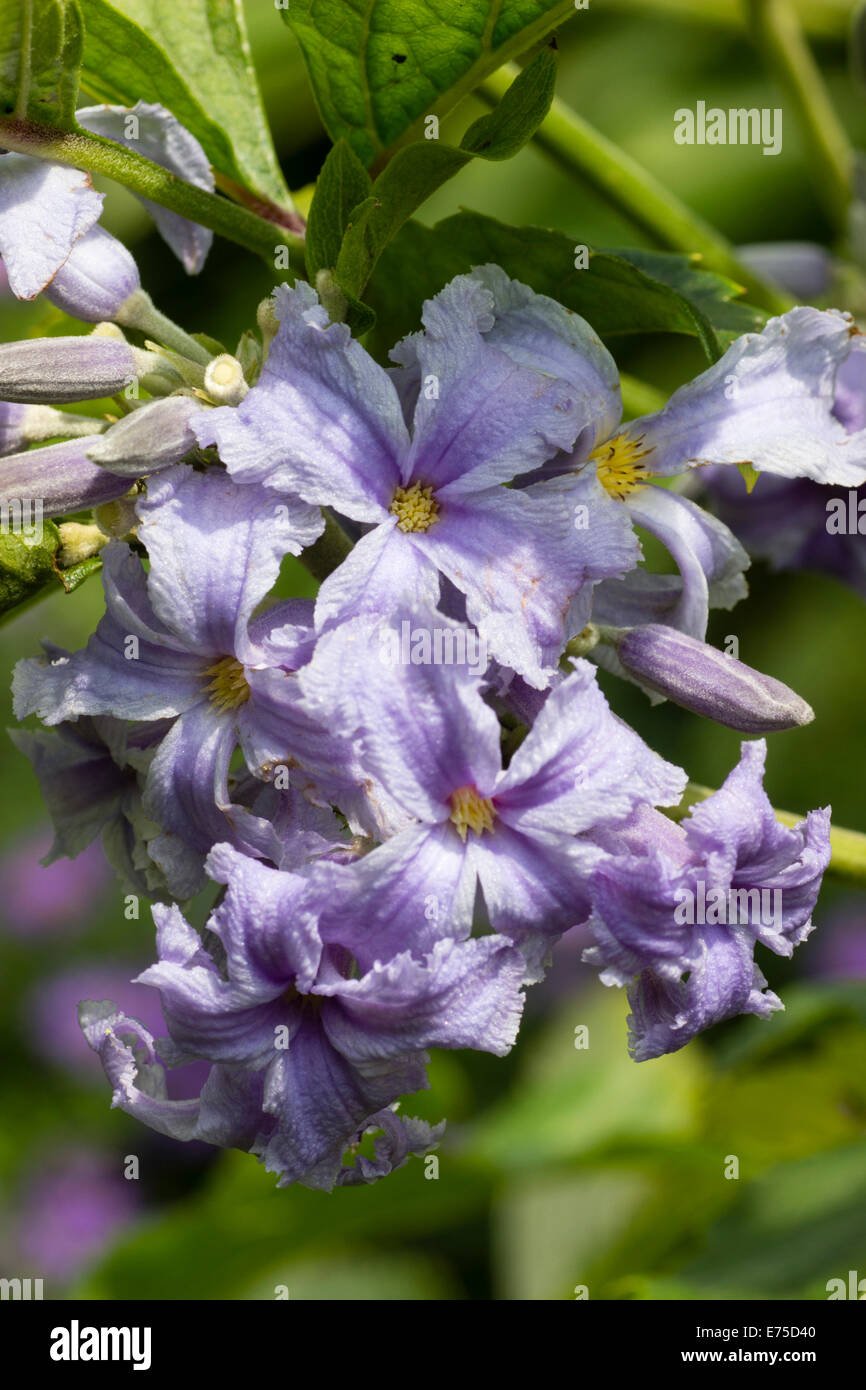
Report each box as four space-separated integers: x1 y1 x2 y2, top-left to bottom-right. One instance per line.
464 988 703 1174
0 0 82 124
333 53 557 313
365 211 730 363
611 248 767 341
663 1143 866 1299
0 520 62 619
283 0 577 166
305 138 373 282
78 0 290 203
57 551 102 592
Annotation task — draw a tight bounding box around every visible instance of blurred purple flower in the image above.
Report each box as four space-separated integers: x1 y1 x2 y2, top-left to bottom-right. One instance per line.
807 902 866 980
0 827 110 937
15 1149 139 1283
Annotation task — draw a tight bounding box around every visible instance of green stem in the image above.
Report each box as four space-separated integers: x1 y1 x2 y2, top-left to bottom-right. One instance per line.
298 511 354 584
476 65 793 316
0 117 305 267
669 782 866 888
746 0 853 235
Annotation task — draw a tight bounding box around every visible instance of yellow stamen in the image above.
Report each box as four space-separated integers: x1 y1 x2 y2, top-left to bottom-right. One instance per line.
389 481 439 533
204 655 250 713
449 785 496 842
590 432 653 500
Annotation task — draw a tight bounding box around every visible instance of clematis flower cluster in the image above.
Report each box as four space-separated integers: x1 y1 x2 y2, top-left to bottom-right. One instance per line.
4 197 850 1186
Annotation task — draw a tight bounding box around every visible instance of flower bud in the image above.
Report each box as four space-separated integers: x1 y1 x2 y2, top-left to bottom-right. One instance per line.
613 623 814 733
0 437 132 516
56 522 109 567
204 354 248 405
0 336 137 403
86 395 204 475
43 226 140 323
1 402 105 456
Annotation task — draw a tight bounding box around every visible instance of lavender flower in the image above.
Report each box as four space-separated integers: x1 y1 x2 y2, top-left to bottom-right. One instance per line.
12 466 384 885
81 841 524 1189
299 612 686 980
0 103 213 303
700 335 866 595
195 269 639 688
584 741 831 1058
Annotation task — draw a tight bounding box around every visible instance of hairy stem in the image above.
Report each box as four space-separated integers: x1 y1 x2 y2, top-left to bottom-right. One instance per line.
0 118 305 267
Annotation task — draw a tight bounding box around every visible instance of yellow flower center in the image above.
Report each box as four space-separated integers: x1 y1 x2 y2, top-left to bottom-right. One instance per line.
449 785 496 841
204 656 251 713
590 432 653 500
389 481 440 533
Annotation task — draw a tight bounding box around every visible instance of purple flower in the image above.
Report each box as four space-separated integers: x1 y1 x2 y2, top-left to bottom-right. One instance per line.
298 612 686 980
81 840 524 1189
13 467 348 882
0 103 213 302
529 307 866 646
584 740 831 1058
0 827 110 937
699 335 866 596
14 1149 139 1283
194 268 638 687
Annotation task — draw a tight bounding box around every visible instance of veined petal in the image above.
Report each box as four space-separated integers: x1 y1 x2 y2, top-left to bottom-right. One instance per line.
80 1001 264 1148
0 155 103 299
206 841 323 996
628 307 866 485
12 545 205 725
682 740 830 956
416 481 610 687
77 103 214 273
300 611 502 821
314 521 440 633
593 486 748 641
316 824 477 970
470 264 621 443
138 904 287 1066
471 827 601 980
495 658 687 834
194 282 407 518
253 1018 428 1189
626 925 782 1061
136 465 322 660
142 700 276 863
397 272 590 492
318 934 526 1058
